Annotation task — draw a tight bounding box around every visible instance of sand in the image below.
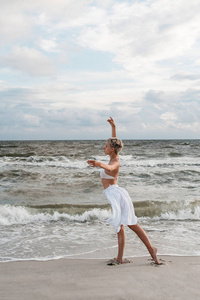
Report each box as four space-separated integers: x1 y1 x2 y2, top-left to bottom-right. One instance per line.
0 256 199 300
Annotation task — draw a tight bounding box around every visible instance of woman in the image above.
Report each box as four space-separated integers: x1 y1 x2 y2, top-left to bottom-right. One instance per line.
87 117 160 264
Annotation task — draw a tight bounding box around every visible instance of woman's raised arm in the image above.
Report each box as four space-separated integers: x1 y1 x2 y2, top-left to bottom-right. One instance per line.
107 117 117 137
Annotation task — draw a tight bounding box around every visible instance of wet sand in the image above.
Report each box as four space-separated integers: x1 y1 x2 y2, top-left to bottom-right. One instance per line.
0 256 199 300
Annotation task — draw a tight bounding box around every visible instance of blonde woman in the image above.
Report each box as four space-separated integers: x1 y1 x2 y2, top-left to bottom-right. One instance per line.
87 117 160 264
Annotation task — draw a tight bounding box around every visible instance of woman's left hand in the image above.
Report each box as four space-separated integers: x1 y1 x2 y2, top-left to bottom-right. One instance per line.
107 117 115 127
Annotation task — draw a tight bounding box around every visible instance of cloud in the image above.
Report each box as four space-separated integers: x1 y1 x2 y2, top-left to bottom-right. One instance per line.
23 114 41 126
0 0 200 139
170 73 200 81
0 8 33 44
145 90 166 104
139 88 200 136
160 112 177 121
78 0 200 78
37 38 60 53
1 46 55 76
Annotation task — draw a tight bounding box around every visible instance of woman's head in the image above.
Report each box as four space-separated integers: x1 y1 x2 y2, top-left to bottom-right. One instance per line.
107 138 123 155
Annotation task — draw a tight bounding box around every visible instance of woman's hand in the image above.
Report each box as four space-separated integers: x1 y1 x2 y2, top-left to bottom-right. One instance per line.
107 117 117 137
87 160 101 167
107 117 115 127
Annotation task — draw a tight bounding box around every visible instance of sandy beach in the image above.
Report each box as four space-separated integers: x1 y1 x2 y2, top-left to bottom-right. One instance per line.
0 256 199 300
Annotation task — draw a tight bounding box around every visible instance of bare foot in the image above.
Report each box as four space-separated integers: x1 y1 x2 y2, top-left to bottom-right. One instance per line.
116 257 123 264
116 257 132 264
107 258 132 265
151 247 160 265
107 258 120 265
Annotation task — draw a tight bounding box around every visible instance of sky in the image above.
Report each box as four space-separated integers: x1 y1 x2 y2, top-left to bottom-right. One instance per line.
0 0 200 140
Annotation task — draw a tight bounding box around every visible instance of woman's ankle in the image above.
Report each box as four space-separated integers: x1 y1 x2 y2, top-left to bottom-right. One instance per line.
117 256 123 264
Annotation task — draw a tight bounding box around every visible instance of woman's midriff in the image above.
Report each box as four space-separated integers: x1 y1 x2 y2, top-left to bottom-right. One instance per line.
101 178 118 189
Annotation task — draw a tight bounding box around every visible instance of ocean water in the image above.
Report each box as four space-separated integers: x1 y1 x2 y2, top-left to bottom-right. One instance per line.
0 140 200 262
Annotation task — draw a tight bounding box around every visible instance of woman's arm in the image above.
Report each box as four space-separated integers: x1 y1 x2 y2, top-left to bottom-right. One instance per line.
87 160 119 172
107 117 117 137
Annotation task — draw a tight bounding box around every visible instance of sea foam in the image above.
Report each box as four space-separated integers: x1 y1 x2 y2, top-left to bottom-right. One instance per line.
156 206 200 221
0 205 111 226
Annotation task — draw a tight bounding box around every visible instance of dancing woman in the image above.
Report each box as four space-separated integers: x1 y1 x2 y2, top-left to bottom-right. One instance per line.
87 117 160 264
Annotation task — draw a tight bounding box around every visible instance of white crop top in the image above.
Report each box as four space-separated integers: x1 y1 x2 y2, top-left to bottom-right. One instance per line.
100 169 117 180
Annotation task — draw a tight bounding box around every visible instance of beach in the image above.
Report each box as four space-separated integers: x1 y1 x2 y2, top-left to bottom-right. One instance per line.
0 256 200 300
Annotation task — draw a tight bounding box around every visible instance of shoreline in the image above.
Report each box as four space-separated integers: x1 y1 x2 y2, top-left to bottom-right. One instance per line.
0 253 200 263
0 256 199 300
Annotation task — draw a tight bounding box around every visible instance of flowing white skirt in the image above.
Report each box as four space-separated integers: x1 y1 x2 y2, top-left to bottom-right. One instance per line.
104 184 137 233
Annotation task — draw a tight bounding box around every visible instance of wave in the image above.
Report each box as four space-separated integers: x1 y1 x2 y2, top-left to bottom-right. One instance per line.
0 152 35 158
0 156 87 169
168 152 183 157
0 205 111 226
1 155 200 170
29 203 110 214
0 144 19 149
29 200 178 218
156 206 200 221
1 201 199 226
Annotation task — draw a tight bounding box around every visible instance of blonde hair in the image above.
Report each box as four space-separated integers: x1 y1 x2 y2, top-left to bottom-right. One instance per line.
107 138 123 154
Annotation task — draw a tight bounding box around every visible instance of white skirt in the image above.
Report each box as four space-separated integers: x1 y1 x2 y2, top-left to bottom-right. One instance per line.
104 184 137 233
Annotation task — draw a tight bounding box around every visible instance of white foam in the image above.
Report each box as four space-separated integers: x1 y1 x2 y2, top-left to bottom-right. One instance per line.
0 205 111 226
0 156 87 169
156 206 200 221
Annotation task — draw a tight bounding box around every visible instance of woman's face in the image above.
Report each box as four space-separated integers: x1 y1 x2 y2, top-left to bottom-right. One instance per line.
104 141 114 155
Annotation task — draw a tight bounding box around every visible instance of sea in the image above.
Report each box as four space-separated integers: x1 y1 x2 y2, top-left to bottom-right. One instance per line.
0 140 200 262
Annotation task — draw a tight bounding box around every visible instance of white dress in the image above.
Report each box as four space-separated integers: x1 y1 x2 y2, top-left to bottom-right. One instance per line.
104 184 137 233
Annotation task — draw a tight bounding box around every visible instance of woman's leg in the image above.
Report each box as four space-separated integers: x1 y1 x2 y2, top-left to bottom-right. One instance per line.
128 223 160 264
117 225 125 263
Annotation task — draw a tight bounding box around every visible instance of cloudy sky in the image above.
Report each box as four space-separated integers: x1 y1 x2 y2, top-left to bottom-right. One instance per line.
0 0 200 140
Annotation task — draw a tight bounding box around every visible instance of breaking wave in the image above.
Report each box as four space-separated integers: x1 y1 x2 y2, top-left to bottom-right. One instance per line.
0 205 111 226
158 206 200 221
1 201 199 226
